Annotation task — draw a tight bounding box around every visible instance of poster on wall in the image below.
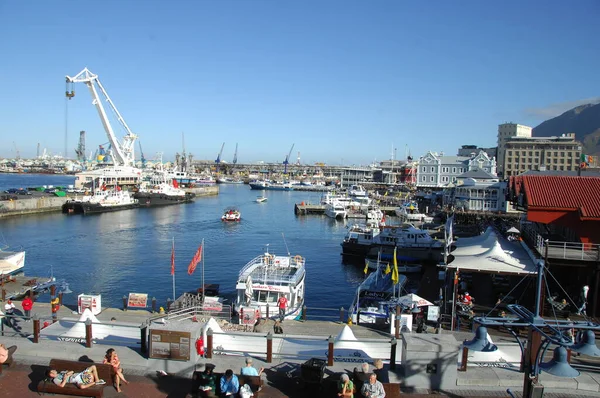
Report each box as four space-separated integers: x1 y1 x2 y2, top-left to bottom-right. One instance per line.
427 306 440 322
127 293 148 308
149 330 191 361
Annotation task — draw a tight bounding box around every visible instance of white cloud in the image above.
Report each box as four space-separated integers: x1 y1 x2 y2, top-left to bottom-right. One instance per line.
524 97 600 119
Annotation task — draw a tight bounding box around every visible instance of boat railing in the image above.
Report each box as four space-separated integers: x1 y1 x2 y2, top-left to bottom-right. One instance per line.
238 255 306 281
149 304 232 323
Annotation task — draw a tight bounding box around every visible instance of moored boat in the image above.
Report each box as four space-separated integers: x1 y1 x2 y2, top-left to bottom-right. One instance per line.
62 188 138 215
255 196 268 203
0 247 25 276
135 173 195 206
234 248 306 323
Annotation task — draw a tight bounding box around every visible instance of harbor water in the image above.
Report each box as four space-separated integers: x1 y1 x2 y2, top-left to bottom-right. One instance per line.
0 174 374 313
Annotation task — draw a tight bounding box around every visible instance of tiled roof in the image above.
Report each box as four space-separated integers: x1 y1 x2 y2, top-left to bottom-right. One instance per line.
520 176 600 219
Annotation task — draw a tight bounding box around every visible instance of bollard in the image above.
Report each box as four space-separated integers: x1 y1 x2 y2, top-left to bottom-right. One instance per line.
33 314 40 343
240 307 244 322
339 307 345 323
122 295 128 311
459 346 468 371
85 318 93 348
266 304 269 318
141 325 148 354
57 292 62 305
302 305 307 321
206 328 213 359
266 332 273 363
152 297 157 313
390 338 397 370
327 335 334 366
50 285 56 297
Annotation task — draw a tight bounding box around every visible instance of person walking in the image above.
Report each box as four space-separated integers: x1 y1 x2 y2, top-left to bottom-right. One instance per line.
276 294 288 322
577 285 589 316
3 300 15 328
22 295 33 321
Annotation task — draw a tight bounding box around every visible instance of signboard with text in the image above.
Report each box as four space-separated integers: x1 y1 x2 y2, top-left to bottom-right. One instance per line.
127 293 148 308
149 329 191 361
427 305 440 322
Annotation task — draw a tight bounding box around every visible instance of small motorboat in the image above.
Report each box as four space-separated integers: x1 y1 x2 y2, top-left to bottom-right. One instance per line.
222 207 241 222
255 196 267 203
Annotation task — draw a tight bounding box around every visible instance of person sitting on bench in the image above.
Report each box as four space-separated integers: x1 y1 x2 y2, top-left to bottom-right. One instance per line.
46 365 106 389
0 344 16 364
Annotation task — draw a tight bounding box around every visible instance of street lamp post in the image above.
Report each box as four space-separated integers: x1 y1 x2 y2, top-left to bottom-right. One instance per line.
463 260 600 398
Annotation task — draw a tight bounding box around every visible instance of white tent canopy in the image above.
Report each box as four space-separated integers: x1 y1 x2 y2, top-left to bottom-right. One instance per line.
506 227 520 234
448 229 537 275
397 293 433 307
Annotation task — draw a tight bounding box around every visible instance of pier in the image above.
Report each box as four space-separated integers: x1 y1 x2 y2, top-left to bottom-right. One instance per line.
294 203 398 216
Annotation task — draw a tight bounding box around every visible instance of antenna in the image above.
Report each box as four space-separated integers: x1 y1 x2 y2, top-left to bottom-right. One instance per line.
282 232 290 256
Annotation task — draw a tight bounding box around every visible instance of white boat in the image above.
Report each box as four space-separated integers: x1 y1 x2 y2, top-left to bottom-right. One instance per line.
325 201 347 220
217 177 244 184
348 184 368 198
349 263 408 324
222 207 241 222
255 196 268 203
235 249 306 323
0 246 25 276
395 201 433 223
135 171 195 206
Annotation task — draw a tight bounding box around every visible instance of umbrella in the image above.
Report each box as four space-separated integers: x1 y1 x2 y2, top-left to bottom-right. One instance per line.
245 276 253 305
397 293 433 308
506 227 520 234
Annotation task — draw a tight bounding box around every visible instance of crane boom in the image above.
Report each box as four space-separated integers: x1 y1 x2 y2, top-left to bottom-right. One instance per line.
283 143 295 174
215 142 225 164
65 68 137 167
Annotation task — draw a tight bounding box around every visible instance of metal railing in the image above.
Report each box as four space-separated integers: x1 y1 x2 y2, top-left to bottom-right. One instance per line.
544 240 600 261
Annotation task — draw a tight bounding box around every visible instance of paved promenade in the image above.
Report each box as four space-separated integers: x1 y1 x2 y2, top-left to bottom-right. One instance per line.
1 302 599 397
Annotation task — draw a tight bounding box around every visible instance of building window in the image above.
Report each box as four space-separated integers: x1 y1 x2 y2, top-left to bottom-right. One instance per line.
422 176 426 182
431 167 435 173
452 167 456 173
422 167 426 172
430 176 434 182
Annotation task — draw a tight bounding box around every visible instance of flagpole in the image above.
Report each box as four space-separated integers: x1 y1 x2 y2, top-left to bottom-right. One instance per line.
172 237 176 302
201 238 205 305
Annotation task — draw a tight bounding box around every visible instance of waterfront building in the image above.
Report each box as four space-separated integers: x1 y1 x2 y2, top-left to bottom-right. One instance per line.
502 133 582 178
443 169 507 212
73 166 142 189
457 145 497 160
497 123 533 176
508 175 600 317
415 150 496 189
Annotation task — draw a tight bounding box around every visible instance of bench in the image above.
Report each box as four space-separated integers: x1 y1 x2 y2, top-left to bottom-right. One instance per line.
383 383 401 398
191 372 263 397
37 359 115 397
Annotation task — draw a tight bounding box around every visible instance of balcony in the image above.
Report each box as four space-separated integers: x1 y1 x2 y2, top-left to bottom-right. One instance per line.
521 223 600 263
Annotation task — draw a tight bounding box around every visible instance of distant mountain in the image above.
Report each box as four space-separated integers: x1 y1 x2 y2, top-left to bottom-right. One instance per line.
532 102 600 156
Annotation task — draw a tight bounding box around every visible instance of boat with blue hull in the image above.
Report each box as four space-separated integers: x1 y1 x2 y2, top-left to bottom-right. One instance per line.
249 180 294 191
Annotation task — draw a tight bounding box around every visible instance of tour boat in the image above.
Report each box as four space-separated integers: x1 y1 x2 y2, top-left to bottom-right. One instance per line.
255 196 268 203
234 248 306 324
221 207 241 222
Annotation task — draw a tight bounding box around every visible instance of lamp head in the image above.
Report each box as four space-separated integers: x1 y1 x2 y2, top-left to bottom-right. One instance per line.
572 330 600 357
411 304 421 314
464 326 498 352
539 346 580 378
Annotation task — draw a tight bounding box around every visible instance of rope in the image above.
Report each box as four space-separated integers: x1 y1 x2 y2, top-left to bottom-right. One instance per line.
483 273 529 318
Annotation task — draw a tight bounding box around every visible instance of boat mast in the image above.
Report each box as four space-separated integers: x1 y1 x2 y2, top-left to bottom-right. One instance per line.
201 238 205 305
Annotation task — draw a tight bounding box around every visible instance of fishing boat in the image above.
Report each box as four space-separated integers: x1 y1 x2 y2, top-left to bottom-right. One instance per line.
255 196 268 203
135 172 195 206
348 262 408 324
0 246 25 276
234 248 306 323
221 207 241 222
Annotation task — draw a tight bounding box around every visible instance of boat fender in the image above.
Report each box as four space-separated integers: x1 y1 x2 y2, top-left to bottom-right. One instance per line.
294 255 303 263
195 337 205 356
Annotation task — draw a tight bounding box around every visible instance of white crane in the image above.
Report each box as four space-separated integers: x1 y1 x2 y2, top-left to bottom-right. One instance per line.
65 68 137 167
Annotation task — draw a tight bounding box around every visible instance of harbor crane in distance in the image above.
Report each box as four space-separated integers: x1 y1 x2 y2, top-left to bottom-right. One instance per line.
283 143 295 174
215 142 225 171
232 143 238 164
65 68 137 167
138 141 147 168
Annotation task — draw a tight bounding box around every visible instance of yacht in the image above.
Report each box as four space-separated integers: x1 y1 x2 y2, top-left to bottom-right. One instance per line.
234 248 306 323
348 184 368 198
395 201 433 223
342 223 443 263
0 247 25 276
325 201 347 220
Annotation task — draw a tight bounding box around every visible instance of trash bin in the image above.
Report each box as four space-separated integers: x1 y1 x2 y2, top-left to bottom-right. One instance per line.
300 358 326 386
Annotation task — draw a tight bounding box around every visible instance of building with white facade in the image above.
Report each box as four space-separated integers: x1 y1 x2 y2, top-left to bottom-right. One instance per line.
416 150 497 188
497 123 533 176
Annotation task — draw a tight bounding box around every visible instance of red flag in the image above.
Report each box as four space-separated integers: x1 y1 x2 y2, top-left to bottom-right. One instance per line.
187 244 203 275
170 240 175 275
172 179 179 188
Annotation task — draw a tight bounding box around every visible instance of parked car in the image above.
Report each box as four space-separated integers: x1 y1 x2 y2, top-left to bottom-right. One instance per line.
4 188 19 194
16 189 32 195
44 188 57 194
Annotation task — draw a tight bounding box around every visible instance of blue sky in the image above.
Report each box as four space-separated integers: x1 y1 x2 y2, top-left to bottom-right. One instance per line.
0 1 598 165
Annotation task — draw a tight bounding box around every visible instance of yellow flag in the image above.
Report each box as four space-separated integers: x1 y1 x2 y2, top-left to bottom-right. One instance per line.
392 247 399 284
385 263 391 274
364 260 369 274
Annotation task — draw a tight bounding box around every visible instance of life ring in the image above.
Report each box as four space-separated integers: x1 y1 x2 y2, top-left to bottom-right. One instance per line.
294 255 303 263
